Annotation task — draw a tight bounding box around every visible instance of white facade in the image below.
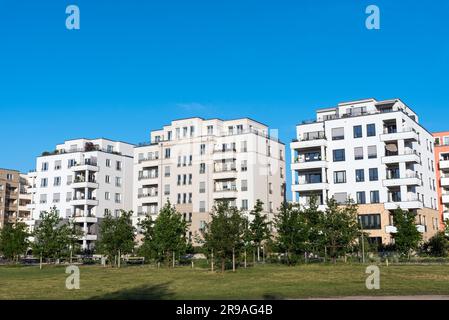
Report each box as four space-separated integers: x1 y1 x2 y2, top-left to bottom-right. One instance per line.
133 117 286 243
28 138 134 250
291 98 439 243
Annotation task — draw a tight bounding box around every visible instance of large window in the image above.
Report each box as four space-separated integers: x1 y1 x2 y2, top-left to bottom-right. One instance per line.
355 169 365 182
354 147 363 160
367 124 376 137
358 214 381 230
353 125 362 138
368 145 377 159
333 149 345 162
370 191 380 203
334 192 348 204
334 171 347 184
369 168 379 181
332 127 345 140
356 191 366 204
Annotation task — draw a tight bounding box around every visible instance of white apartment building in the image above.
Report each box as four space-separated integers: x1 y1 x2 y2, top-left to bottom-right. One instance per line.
291 98 440 245
28 138 134 250
133 117 286 243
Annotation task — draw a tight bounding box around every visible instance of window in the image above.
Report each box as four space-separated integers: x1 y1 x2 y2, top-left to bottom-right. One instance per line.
6 174 13 181
334 192 347 204
183 127 188 137
40 194 47 204
164 184 170 196
200 144 206 155
105 192 110 200
115 193 121 203
332 127 344 140
367 124 376 137
54 160 62 170
199 201 206 213
333 149 345 162
359 214 381 230
177 175 181 186
199 163 206 174
66 192 72 202
241 141 248 152
115 177 122 187
167 131 172 141
369 168 378 181
68 159 76 168
67 175 73 185
367 145 377 159
354 147 363 160
356 191 366 204
177 194 181 204
106 159 111 167
105 175 110 183
199 182 206 193
444 136 449 146
334 171 346 184
207 125 213 135
53 193 60 203
116 161 122 171
165 148 171 159
189 174 192 185
176 128 180 139
54 177 61 186
241 180 248 191
355 169 365 182
41 178 48 188
190 126 195 137
241 160 248 171
41 162 49 171
353 125 362 138
370 191 380 203
241 200 249 211
165 166 171 177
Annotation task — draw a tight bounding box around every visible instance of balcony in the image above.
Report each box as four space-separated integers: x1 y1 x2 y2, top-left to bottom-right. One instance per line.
291 132 327 149
72 181 99 189
416 225 426 233
138 174 159 184
380 128 419 142
213 166 237 180
439 160 449 170
385 225 398 234
381 150 420 164
212 149 237 160
383 174 421 187
291 158 327 171
441 176 449 187
442 194 449 204
292 181 329 192
83 234 98 241
138 192 159 204
384 199 423 210
138 156 160 164
73 216 97 224
71 164 99 172
71 197 99 206
213 188 238 199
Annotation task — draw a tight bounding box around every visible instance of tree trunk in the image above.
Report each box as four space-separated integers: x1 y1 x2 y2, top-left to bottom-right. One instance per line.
262 246 265 264
232 248 236 272
173 251 175 268
211 250 214 272
118 250 121 268
221 260 225 273
39 253 43 270
244 249 247 269
70 248 73 265
257 245 260 262
253 249 256 266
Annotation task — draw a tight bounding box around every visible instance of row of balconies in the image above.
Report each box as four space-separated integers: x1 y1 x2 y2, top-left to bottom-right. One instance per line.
385 224 426 234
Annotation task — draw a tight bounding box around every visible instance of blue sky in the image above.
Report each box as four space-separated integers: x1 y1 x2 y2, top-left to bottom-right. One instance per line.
1 0 448 186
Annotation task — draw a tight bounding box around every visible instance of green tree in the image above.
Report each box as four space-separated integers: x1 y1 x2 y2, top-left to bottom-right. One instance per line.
422 232 448 257
249 200 271 262
0 222 29 262
96 210 135 267
319 198 360 263
274 202 309 265
392 208 422 258
200 201 246 272
137 215 156 261
151 201 189 267
32 207 74 263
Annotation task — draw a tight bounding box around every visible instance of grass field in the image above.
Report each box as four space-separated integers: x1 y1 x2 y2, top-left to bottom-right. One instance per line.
0 263 449 300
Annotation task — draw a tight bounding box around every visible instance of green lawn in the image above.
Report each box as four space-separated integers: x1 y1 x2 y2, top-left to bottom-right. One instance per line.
0 263 448 300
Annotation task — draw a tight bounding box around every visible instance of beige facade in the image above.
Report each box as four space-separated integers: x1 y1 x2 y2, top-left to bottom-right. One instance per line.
133 117 286 244
0 169 31 228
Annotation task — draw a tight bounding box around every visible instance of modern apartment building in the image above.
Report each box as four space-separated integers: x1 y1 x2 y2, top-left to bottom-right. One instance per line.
133 117 286 243
28 138 134 250
0 169 32 228
432 132 449 229
290 98 439 246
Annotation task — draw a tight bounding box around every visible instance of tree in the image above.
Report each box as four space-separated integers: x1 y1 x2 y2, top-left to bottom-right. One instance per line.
63 218 84 263
0 222 29 262
200 201 246 272
274 202 309 265
319 198 360 263
392 208 422 258
249 200 271 262
422 232 449 257
32 207 75 263
137 214 156 261
96 210 135 267
151 201 189 267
